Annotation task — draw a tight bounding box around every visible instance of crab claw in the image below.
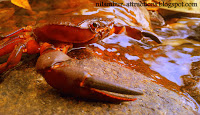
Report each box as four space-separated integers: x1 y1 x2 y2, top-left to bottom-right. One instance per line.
141 30 162 44
82 73 143 95
124 26 162 44
36 50 143 102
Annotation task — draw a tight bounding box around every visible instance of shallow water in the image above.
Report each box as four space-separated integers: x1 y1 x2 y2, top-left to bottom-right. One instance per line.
0 0 200 104
85 17 200 94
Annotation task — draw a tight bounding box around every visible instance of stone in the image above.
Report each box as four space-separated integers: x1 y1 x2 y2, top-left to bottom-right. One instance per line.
0 56 199 114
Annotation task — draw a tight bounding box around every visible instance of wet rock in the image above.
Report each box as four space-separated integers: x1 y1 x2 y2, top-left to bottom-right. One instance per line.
154 17 200 40
181 75 200 104
149 10 165 26
188 25 200 42
181 61 200 104
0 56 199 114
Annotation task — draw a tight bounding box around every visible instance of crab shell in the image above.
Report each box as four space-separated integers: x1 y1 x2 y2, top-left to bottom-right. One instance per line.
33 15 115 44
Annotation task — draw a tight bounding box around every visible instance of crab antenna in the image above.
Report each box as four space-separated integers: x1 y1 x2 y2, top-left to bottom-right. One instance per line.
0 26 32 40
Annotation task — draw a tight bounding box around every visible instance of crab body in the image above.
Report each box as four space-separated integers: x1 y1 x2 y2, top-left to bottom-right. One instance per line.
33 16 114 44
0 15 161 102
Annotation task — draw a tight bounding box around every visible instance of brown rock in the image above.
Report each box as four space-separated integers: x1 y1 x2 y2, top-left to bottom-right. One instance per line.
0 57 199 114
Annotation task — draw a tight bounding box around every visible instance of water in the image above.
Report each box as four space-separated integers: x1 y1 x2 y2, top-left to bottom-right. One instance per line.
0 0 199 106
86 17 200 94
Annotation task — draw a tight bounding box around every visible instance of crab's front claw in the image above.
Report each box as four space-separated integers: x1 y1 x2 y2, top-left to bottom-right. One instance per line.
78 72 143 102
141 30 162 44
82 73 143 95
123 26 162 44
36 50 143 102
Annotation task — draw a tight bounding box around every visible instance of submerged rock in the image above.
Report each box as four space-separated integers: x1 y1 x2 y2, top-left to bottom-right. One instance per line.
181 61 200 104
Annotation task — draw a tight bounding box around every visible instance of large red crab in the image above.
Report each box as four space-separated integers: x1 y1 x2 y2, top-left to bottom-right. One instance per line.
0 15 161 102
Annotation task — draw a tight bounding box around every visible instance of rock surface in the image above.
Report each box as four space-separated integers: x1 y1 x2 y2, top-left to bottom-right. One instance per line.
0 56 199 114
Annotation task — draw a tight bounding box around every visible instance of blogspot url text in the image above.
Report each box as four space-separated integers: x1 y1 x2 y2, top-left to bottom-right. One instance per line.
96 1 198 8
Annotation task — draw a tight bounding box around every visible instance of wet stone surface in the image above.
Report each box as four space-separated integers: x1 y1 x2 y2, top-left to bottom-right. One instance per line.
0 0 200 114
0 56 199 114
181 61 200 104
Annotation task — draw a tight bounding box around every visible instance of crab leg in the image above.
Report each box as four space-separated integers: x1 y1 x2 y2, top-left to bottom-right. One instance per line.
0 35 40 74
0 42 25 73
0 36 23 57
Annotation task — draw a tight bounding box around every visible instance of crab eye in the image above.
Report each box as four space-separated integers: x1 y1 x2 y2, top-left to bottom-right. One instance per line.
92 22 98 28
89 22 100 32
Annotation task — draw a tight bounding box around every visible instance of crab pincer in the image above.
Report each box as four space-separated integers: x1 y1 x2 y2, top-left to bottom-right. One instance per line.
36 50 143 102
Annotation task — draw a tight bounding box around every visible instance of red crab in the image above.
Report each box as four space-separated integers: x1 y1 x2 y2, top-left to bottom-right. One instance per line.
0 15 161 102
